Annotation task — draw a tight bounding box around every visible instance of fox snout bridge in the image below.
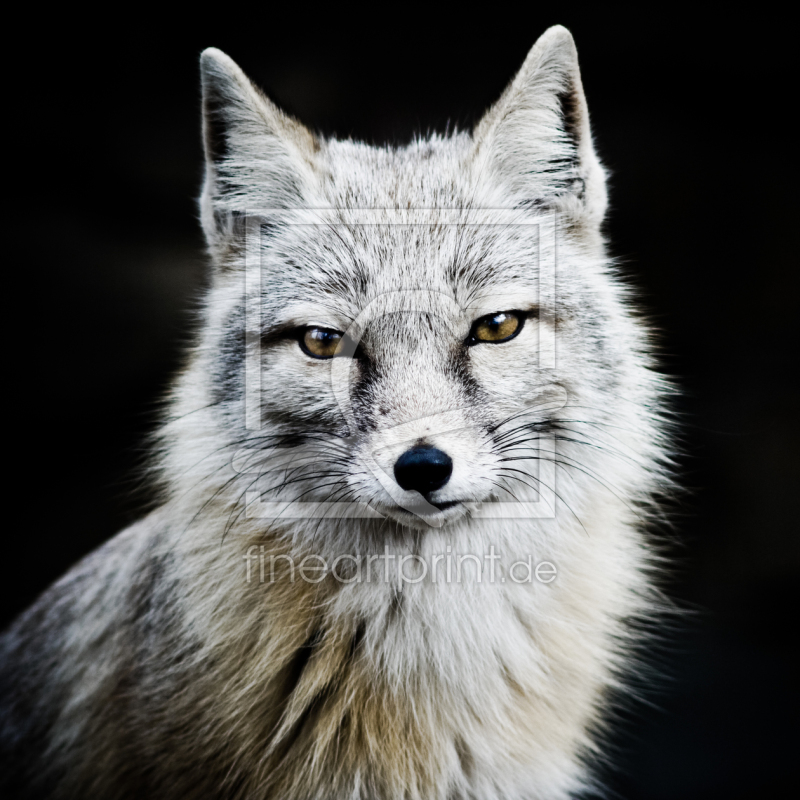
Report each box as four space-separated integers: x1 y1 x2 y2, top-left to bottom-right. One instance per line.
393 446 453 496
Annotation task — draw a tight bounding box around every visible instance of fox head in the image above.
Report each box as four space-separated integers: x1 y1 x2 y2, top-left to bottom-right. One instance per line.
164 27 664 553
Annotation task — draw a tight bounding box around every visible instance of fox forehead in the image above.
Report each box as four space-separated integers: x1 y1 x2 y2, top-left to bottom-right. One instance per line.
255 209 546 327
320 136 475 205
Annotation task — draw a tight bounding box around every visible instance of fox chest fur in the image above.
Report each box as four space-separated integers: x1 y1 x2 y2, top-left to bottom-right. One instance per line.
0 26 670 800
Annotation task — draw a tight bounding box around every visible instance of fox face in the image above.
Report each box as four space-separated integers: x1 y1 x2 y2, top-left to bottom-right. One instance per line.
163 29 663 558
216 211 563 527
212 206 566 532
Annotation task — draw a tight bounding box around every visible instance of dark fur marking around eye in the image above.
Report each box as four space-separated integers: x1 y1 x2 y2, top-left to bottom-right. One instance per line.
452 346 485 406
213 303 305 406
348 355 380 433
212 308 246 405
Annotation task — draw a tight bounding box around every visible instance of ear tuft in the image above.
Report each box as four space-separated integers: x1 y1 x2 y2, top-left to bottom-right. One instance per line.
198 48 320 257
473 26 607 225
200 49 242 165
200 48 276 168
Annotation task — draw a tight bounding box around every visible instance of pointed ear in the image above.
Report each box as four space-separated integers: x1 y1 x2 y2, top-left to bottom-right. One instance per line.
473 26 607 225
199 48 319 253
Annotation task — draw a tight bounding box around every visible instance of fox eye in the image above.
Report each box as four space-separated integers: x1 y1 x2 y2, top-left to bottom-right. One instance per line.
299 327 343 359
467 311 525 345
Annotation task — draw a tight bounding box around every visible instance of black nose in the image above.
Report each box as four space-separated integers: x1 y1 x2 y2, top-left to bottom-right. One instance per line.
393 446 453 496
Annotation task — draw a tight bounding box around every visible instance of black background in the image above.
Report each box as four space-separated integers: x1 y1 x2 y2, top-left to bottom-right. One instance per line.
6 5 798 798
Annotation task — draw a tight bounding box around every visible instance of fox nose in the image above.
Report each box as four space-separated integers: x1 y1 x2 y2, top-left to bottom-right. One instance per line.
393 446 453 496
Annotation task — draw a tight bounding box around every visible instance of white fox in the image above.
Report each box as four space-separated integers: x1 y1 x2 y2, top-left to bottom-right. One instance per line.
0 26 671 800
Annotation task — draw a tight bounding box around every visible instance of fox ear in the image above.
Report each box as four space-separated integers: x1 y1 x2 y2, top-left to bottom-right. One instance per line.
473 26 606 225
199 48 319 252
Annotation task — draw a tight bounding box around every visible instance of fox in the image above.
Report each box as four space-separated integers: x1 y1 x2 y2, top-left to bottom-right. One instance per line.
0 25 672 800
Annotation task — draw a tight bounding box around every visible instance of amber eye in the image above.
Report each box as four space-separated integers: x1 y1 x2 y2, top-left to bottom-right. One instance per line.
299 327 343 359
468 311 524 345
